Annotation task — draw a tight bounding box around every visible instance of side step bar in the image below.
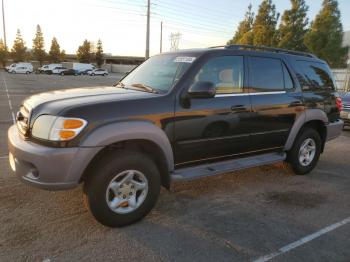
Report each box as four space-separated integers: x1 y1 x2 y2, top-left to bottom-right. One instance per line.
172 152 286 182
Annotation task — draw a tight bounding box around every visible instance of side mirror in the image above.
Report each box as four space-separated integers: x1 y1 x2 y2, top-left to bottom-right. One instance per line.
188 81 216 98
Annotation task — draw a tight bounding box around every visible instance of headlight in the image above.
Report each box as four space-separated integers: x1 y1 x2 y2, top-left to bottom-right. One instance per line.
32 115 87 141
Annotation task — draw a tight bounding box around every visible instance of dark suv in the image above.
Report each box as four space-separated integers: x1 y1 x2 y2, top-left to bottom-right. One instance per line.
8 45 344 227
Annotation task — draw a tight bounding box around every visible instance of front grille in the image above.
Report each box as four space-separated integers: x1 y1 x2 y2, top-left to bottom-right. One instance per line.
16 105 31 137
343 102 350 111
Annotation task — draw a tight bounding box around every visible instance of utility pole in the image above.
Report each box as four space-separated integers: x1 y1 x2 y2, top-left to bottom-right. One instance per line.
160 21 163 53
145 0 150 59
2 0 6 49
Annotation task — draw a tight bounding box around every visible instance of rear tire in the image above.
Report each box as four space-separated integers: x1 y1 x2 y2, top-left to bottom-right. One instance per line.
84 150 161 227
287 128 322 175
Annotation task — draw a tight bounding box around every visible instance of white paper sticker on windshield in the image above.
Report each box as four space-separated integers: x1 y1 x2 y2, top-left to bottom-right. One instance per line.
174 56 196 63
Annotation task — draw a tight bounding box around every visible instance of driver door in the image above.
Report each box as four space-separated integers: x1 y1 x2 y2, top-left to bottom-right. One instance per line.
173 55 252 166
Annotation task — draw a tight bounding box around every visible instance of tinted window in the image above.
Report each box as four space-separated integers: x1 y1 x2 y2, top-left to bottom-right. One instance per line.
296 61 335 91
283 63 294 90
250 57 284 92
194 56 244 94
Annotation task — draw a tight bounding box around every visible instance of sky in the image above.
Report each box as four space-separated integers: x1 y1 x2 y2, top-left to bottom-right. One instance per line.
1 0 350 57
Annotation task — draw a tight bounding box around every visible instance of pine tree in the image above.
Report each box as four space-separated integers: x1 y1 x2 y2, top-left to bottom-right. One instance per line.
32 25 46 65
227 4 254 45
278 0 309 51
0 39 8 67
95 39 104 67
77 39 92 63
252 0 279 47
304 0 349 67
60 49 66 62
49 37 62 62
11 29 26 62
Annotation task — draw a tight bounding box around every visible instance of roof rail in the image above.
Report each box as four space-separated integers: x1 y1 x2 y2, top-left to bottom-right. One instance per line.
210 44 316 58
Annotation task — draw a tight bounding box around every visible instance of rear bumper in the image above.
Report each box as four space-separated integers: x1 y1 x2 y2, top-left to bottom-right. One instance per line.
7 125 100 190
326 119 344 141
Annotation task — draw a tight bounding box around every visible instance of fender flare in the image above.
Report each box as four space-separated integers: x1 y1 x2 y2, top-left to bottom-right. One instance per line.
80 121 175 172
284 109 328 151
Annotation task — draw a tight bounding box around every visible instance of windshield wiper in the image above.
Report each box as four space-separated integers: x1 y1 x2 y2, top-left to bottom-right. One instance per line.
130 83 159 94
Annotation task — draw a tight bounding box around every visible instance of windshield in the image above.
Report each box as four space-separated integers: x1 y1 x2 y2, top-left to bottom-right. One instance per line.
120 54 195 93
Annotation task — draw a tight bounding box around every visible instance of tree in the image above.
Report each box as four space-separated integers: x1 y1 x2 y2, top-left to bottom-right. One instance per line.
252 0 279 46
11 29 26 62
227 4 254 45
77 39 92 63
304 0 349 67
95 39 104 67
278 0 309 51
49 37 65 62
32 24 46 65
0 39 8 67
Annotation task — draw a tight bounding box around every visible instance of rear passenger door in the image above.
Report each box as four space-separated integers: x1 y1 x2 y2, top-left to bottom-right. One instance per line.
248 55 303 150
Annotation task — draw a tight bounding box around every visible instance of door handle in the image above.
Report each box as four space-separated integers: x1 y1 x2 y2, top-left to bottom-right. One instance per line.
289 101 303 107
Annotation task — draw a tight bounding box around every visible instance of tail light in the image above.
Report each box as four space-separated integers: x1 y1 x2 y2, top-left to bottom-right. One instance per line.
336 97 342 112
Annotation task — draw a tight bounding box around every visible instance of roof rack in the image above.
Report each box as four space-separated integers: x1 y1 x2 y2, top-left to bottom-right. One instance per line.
209 44 316 58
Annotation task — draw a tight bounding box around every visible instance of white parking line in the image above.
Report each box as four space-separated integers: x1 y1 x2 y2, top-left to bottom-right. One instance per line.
253 216 350 262
1 72 15 124
0 155 9 159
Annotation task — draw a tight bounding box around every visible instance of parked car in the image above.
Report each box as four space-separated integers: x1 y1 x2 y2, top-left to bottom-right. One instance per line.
79 69 93 75
7 63 33 73
51 66 67 74
71 63 95 74
59 69 78 76
340 92 350 127
8 45 344 227
9 65 33 74
38 64 62 74
88 68 108 76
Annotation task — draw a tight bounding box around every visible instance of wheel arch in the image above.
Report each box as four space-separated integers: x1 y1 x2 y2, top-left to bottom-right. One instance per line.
79 121 174 189
284 109 328 152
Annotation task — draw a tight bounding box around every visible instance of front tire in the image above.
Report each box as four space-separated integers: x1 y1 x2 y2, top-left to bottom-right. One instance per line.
287 128 322 175
84 150 161 227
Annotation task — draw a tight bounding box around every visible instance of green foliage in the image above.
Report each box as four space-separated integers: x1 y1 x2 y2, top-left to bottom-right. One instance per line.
0 39 8 67
95 39 104 67
304 0 349 67
77 39 92 63
227 4 254 45
278 0 309 51
49 37 64 62
11 29 27 62
252 0 279 46
32 24 46 65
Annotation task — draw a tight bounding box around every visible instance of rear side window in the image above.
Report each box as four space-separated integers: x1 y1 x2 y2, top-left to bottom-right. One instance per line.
249 57 284 92
296 61 335 91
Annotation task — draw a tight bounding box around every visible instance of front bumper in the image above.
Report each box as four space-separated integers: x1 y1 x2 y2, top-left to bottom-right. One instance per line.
7 125 100 190
326 119 344 141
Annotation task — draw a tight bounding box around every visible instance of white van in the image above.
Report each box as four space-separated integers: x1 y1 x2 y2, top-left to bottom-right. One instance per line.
38 64 62 74
72 63 95 74
7 63 33 74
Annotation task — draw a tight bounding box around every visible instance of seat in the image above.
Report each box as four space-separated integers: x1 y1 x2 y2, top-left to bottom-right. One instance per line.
215 69 241 94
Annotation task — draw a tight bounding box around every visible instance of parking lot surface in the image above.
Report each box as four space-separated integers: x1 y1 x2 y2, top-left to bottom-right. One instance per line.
0 72 350 262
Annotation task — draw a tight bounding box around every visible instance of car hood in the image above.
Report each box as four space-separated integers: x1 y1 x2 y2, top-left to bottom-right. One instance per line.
23 86 158 118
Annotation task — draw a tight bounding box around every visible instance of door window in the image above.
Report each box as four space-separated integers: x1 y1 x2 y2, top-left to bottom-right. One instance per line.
193 56 244 94
249 57 284 92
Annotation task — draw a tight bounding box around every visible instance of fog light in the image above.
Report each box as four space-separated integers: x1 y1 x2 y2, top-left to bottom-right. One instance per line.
9 153 16 172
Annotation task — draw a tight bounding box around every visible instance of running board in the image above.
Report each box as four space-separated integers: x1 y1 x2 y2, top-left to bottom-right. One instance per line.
172 152 286 182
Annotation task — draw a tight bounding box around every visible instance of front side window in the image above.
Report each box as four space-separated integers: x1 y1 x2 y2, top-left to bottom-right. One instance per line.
120 54 194 93
249 57 284 92
193 56 244 94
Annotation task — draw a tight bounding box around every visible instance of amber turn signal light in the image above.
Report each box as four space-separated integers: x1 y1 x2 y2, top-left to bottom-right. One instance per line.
63 119 84 129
